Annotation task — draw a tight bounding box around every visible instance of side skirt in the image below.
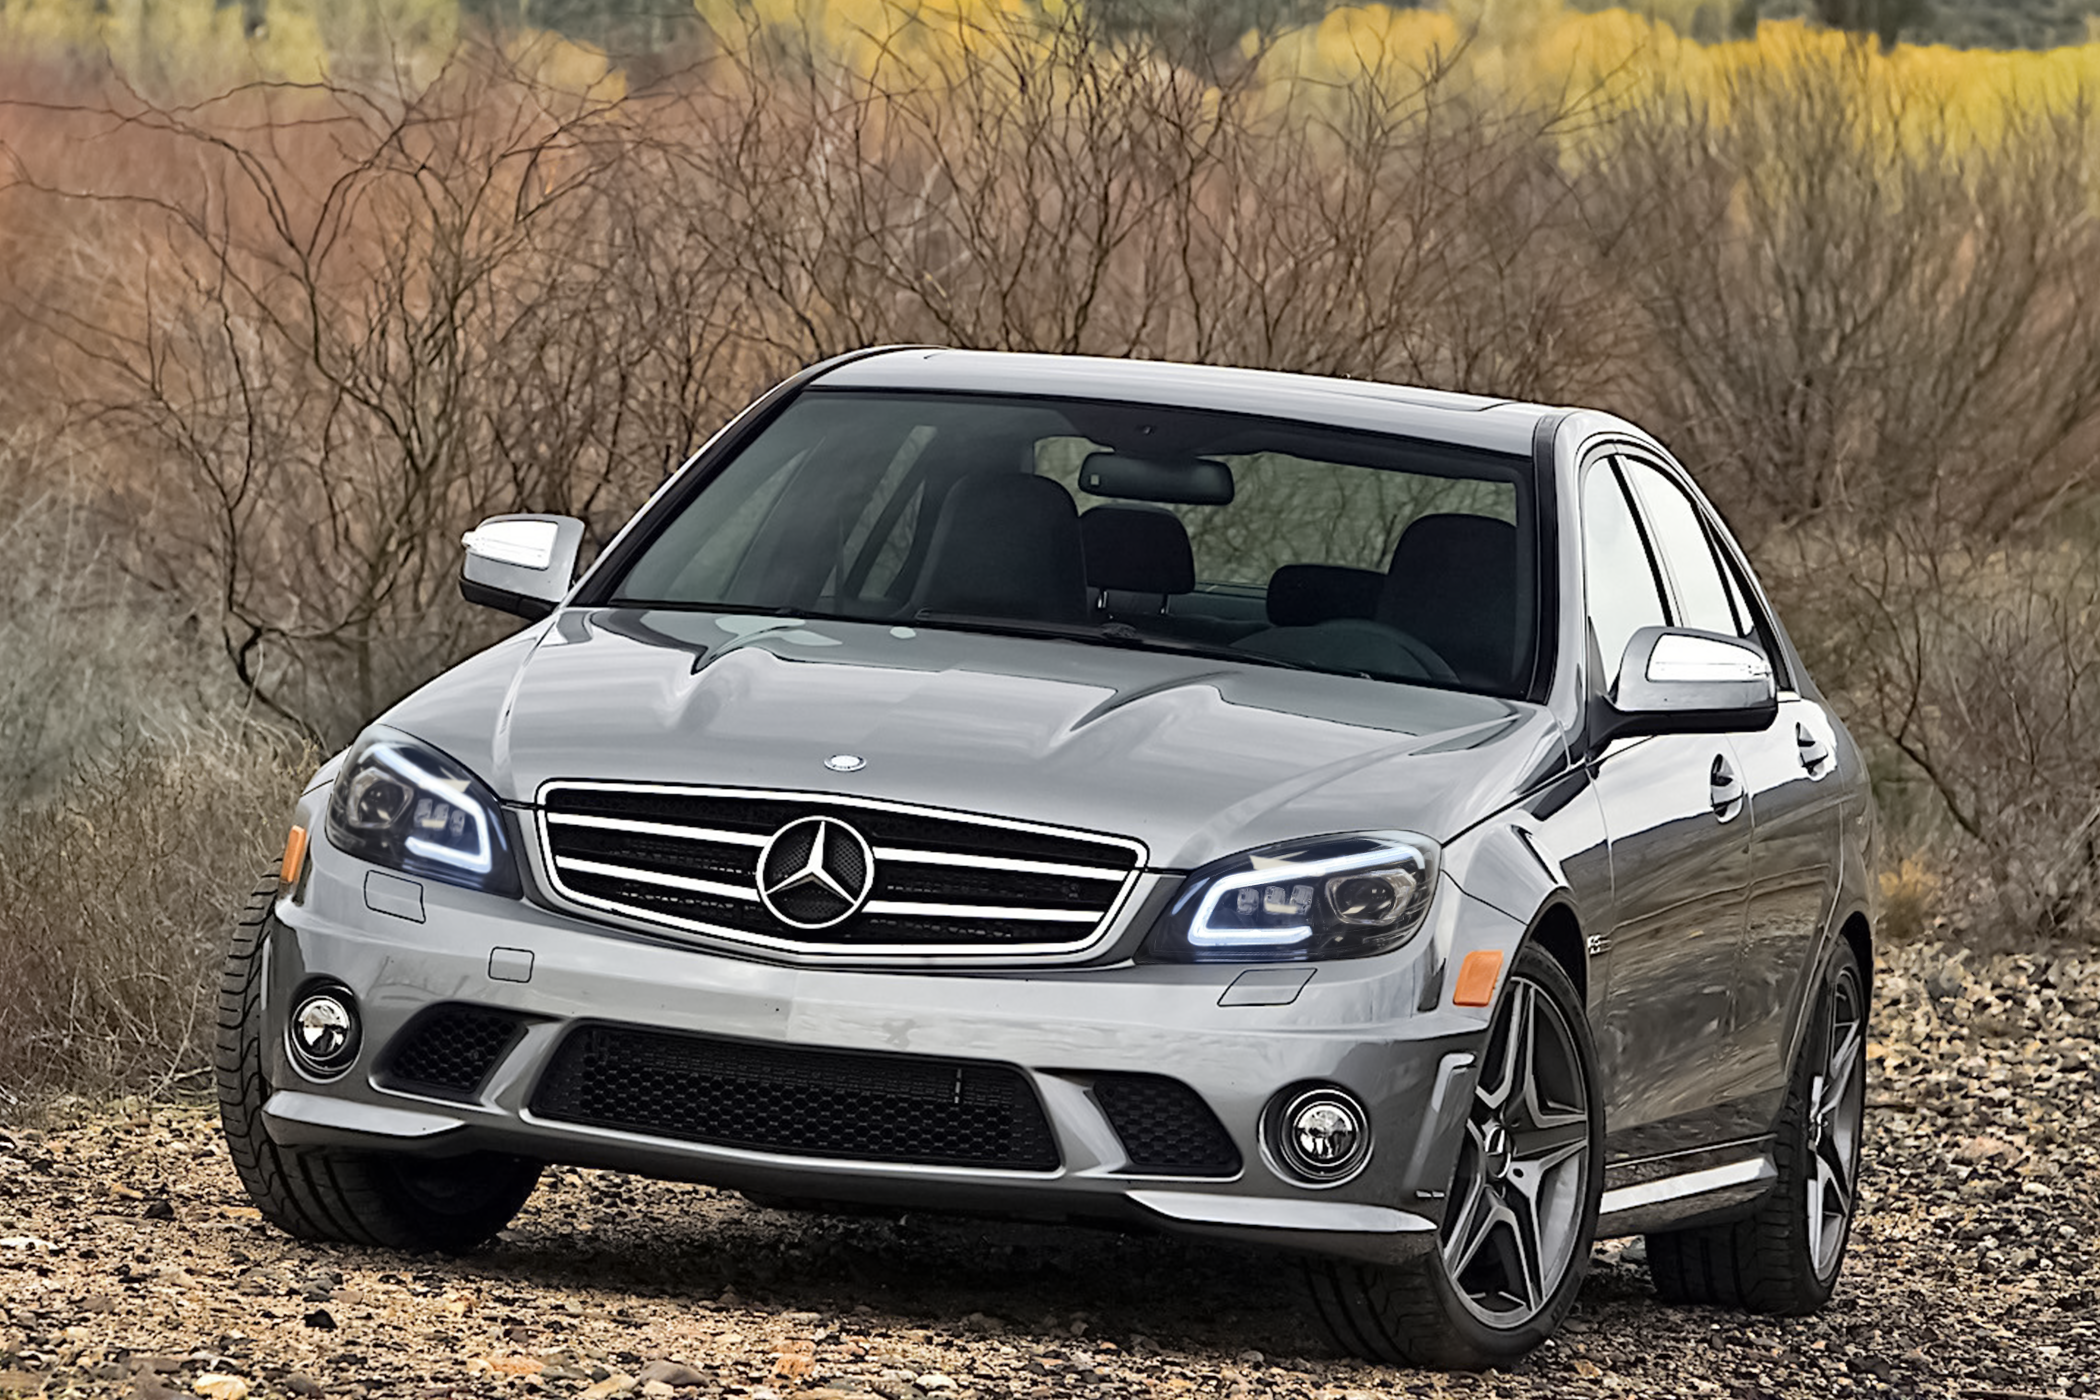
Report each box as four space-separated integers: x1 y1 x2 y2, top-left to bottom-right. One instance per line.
1595 1138 1777 1239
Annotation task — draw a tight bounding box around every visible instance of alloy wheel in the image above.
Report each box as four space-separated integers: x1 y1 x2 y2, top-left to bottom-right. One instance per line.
1441 975 1594 1327
1805 965 1865 1281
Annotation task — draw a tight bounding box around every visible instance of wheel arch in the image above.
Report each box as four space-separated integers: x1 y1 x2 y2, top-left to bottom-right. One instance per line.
1837 907 1872 1002
1522 900 1589 1007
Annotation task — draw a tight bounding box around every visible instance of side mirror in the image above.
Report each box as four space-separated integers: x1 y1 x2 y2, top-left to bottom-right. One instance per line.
459 515 585 621
1594 626 1778 745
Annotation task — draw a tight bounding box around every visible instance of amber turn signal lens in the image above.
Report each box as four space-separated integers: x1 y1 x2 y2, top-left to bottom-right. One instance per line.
1452 949 1504 1007
281 825 310 884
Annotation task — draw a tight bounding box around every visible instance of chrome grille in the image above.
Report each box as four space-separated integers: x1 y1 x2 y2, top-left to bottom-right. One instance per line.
537 784 1145 959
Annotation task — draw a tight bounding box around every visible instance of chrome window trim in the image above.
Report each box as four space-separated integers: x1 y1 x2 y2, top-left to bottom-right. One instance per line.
532 781 1151 965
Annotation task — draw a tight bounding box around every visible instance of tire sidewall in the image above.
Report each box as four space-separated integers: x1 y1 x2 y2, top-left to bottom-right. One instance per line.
1426 945 1605 1362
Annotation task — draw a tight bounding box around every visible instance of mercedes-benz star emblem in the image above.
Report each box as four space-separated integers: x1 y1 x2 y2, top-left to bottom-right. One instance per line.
756 816 876 930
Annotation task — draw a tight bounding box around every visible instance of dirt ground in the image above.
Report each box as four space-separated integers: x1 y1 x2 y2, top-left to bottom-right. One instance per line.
1 941 2094 1400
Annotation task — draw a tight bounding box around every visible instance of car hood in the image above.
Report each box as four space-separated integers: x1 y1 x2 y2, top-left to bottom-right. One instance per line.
379 608 1569 870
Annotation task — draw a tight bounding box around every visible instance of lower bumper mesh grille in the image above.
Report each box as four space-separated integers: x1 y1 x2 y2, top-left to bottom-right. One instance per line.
1094 1073 1240 1177
531 1025 1061 1171
380 1006 523 1099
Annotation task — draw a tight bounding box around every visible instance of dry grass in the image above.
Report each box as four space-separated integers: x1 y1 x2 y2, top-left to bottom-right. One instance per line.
0 436 307 1103
0 732 304 1107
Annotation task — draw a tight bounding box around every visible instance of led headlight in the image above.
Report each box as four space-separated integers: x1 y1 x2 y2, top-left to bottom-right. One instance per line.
1143 833 1437 963
325 731 520 896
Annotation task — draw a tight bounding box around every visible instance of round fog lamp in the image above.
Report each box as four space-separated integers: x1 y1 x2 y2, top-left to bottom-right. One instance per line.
289 990 360 1076
1273 1086 1372 1183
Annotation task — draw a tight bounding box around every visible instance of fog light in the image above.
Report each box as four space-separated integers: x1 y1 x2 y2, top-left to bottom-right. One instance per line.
1271 1085 1372 1183
288 989 360 1077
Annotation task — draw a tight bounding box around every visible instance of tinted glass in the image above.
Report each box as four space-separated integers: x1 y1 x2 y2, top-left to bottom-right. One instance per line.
1582 462 1668 688
1621 459 1740 637
612 391 1539 696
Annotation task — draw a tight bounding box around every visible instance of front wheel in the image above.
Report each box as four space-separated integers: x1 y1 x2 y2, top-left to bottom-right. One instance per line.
1306 945 1602 1370
1647 940 1866 1313
216 872 541 1252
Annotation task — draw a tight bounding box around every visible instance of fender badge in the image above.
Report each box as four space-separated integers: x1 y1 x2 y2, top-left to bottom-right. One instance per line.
824 753 866 773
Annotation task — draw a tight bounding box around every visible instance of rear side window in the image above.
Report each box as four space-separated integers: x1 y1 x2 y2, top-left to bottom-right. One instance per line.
1619 459 1739 637
1581 462 1668 689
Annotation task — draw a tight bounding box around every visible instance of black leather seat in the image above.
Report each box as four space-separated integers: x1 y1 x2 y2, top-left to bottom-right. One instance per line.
906 474 1090 625
1265 563 1383 628
1232 514 1518 687
1378 514 1519 689
1080 505 1196 615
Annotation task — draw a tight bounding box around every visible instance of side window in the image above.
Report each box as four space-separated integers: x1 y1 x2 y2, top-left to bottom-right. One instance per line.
1581 461 1669 689
1619 459 1739 637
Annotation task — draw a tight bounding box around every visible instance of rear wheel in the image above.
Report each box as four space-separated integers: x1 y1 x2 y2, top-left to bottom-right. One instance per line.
1306 945 1602 1369
216 872 541 1252
1646 940 1866 1313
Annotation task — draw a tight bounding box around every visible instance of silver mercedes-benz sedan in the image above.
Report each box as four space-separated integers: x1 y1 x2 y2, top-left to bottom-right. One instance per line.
218 348 1875 1368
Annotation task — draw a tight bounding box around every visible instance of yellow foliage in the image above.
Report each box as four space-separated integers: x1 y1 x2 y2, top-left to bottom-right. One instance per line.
693 0 1059 73
500 27 626 103
8 0 2100 154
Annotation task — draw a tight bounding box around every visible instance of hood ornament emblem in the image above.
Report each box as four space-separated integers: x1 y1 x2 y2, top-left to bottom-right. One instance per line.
824 753 866 773
757 816 876 930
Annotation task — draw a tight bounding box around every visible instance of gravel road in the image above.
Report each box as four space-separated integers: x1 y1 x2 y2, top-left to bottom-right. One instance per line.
1 941 2094 1400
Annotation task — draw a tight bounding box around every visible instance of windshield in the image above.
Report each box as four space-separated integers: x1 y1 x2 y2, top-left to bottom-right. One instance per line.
610 390 1539 697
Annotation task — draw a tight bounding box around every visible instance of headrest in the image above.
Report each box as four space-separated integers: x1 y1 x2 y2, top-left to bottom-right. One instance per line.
1379 513 1520 687
1381 514 1517 608
1080 505 1196 596
907 474 1089 625
1267 563 1383 627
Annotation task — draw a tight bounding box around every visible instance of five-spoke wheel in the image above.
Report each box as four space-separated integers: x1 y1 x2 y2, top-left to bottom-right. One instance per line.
1806 960 1865 1282
1647 939 1867 1313
1441 975 1596 1327
1306 944 1602 1369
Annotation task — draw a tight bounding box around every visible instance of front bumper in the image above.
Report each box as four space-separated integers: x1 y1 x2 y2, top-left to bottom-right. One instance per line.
257 818 1520 1266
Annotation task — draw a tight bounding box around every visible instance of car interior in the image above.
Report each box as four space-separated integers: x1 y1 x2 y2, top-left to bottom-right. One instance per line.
614 390 1537 697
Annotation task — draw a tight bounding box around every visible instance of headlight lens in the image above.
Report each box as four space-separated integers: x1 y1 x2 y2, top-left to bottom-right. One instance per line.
325 732 519 896
1143 833 1437 963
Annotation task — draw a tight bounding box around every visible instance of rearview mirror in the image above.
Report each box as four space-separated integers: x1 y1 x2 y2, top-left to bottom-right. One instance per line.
460 514 585 621
1080 452 1234 505
1594 627 1778 745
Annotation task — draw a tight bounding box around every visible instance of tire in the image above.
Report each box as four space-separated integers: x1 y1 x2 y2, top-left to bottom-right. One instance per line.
1646 939 1866 1314
216 871 542 1253
1306 945 1604 1370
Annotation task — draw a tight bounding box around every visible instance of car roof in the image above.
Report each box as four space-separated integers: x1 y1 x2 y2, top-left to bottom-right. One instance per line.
814 348 1560 458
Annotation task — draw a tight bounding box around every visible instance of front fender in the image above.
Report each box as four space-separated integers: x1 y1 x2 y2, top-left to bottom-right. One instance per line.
1439 768 1613 1007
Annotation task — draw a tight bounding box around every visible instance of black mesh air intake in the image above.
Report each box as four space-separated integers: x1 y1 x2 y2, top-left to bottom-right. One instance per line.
1094 1073 1241 1177
531 1024 1060 1171
380 1006 523 1099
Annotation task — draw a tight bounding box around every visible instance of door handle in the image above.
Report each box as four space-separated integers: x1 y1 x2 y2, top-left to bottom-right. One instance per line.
1796 722 1833 777
1709 754 1745 819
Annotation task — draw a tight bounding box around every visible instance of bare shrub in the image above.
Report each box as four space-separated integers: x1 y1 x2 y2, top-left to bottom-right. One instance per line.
5 11 1617 745
1796 528 2100 941
1586 40 2100 542
0 727 303 1106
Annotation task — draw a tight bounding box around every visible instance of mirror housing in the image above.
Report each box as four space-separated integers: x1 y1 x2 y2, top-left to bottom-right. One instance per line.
1080 451 1234 505
1593 626 1779 745
459 514 585 621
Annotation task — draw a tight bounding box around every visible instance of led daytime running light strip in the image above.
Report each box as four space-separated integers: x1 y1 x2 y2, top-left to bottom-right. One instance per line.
371 743 496 876
1188 846 1424 948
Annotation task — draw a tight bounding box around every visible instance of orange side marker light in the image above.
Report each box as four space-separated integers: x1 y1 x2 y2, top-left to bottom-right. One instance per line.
1452 950 1504 1007
281 825 310 884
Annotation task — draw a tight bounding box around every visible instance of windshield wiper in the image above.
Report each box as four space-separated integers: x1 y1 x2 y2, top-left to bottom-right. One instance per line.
908 611 1341 675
